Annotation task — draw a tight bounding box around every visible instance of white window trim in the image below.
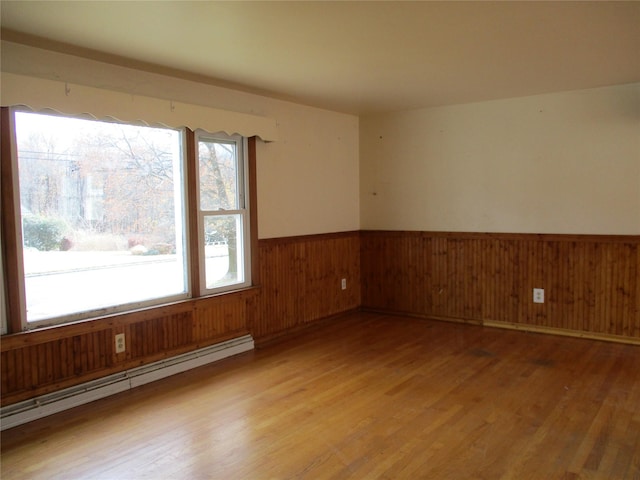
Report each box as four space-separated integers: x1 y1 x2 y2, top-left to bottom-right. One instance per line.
195 131 251 295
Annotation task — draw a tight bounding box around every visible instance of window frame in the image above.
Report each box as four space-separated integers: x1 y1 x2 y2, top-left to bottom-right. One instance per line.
195 131 251 295
0 107 257 333
8 109 192 328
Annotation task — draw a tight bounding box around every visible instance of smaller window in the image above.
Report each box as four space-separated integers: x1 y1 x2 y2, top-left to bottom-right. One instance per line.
196 132 251 294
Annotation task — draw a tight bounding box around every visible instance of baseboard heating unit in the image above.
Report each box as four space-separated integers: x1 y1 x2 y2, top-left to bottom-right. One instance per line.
0 334 254 431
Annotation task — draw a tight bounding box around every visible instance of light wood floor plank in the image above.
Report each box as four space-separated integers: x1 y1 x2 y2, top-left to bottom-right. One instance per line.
2 312 639 479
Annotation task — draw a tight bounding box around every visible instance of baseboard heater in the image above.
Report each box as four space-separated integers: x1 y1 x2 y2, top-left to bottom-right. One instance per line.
0 334 254 431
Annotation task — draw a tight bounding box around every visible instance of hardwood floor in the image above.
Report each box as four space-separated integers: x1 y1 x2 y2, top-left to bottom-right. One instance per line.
2 312 639 479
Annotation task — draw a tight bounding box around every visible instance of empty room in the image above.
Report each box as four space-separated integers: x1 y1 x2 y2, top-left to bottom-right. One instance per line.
1 2 639 479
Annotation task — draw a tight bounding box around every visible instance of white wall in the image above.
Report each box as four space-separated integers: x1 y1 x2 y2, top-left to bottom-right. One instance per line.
5 42 638 237
360 83 640 235
1 41 360 239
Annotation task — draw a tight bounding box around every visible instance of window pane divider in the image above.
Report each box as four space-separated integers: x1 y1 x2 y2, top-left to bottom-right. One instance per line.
200 209 245 216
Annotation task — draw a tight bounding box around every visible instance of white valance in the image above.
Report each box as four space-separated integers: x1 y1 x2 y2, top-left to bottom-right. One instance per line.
0 73 278 142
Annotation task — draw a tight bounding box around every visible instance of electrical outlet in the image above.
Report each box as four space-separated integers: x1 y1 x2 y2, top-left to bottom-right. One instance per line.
533 288 544 304
341 278 347 290
115 333 126 353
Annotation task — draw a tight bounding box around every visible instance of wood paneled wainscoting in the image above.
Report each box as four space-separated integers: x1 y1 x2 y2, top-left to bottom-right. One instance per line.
3 229 636 411
361 231 640 344
0 291 255 408
1 231 361 409
249 231 361 342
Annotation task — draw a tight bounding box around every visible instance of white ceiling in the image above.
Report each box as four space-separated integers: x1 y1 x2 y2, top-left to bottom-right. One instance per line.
1 1 639 115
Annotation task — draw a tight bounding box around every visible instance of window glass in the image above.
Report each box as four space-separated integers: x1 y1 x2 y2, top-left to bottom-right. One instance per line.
203 214 244 288
198 140 239 211
14 111 188 324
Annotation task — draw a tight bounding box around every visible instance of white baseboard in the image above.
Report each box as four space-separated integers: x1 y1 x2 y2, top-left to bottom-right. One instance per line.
0 334 254 431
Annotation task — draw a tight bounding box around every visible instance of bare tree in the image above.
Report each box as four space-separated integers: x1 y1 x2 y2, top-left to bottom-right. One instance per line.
17 114 181 251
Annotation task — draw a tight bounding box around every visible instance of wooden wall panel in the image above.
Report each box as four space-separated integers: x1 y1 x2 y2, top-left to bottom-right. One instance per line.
1 292 252 407
361 231 640 342
195 296 249 342
1 231 360 407
5 229 634 408
249 232 361 341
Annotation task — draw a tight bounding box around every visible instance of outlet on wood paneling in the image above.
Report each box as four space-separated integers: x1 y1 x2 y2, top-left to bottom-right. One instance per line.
361 231 639 341
250 232 361 340
1 292 253 407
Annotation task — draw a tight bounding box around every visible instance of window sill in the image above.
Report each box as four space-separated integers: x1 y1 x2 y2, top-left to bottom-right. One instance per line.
1 285 262 348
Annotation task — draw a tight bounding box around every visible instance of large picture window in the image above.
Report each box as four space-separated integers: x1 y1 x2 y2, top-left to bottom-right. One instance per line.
13 111 188 325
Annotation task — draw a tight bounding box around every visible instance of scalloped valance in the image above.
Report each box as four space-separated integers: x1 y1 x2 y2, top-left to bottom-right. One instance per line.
0 73 278 142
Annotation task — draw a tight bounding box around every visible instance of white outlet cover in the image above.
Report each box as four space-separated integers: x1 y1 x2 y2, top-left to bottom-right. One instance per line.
533 288 544 303
115 333 126 353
